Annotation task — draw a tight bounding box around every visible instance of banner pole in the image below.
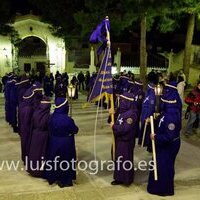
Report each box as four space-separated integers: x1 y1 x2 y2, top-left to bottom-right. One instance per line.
110 94 115 160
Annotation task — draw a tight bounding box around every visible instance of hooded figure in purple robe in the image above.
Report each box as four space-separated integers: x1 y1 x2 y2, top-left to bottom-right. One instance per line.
147 83 181 196
128 80 145 112
128 80 144 136
32 81 43 110
112 75 120 104
19 83 43 163
4 73 16 125
162 81 182 120
110 92 138 186
43 97 78 188
16 76 31 133
119 75 130 94
27 96 51 177
138 83 156 150
19 87 35 162
16 76 31 104
9 77 18 133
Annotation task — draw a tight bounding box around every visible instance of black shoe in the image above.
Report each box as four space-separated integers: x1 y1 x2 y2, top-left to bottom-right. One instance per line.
13 126 18 133
48 180 55 185
58 182 73 188
111 180 122 185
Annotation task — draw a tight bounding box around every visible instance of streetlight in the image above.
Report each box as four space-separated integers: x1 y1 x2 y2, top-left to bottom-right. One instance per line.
67 84 76 116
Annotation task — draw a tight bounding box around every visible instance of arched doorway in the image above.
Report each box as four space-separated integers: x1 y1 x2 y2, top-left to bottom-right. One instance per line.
18 36 47 76
0 14 67 76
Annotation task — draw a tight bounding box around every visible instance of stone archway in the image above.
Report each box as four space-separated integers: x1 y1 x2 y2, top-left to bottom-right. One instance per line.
13 14 66 75
18 36 47 75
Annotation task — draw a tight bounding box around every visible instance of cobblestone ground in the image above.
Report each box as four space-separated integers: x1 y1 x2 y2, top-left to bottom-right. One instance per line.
0 92 200 200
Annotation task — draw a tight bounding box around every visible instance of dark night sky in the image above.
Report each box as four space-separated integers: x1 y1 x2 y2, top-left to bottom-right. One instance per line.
9 0 200 52
10 0 38 14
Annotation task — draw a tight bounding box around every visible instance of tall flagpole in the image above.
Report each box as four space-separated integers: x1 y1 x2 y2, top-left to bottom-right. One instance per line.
105 16 115 160
92 41 111 162
88 16 115 162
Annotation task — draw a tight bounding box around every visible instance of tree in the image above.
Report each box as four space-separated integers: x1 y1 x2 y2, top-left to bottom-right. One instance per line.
30 0 200 82
74 0 180 83
74 0 158 82
0 0 13 35
156 0 200 81
29 0 85 49
183 13 195 82
180 1 200 82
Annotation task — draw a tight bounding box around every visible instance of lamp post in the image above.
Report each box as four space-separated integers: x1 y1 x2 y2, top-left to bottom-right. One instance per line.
154 84 163 114
67 84 76 116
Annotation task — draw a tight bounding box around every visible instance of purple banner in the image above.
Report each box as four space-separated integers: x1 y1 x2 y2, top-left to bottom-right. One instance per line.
88 46 113 102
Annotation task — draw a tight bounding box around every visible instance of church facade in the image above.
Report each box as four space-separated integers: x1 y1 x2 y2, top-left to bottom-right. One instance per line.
0 14 66 77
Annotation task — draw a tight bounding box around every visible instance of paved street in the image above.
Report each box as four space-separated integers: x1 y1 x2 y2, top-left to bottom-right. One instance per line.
0 92 200 200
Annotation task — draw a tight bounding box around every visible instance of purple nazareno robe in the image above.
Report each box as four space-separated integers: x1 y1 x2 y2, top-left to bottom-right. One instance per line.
112 92 138 185
19 82 43 163
138 83 156 149
16 76 31 104
43 97 78 187
147 87 181 196
19 87 35 162
27 96 51 177
4 76 17 128
128 80 144 137
16 77 31 133
4 73 15 124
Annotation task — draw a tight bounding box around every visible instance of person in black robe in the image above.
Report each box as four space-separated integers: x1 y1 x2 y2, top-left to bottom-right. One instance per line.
2 73 9 93
43 97 78 187
70 76 78 99
85 71 90 92
110 92 138 186
147 82 181 196
43 74 52 97
77 71 85 90
54 77 67 99
87 72 97 101
49 73 54 96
